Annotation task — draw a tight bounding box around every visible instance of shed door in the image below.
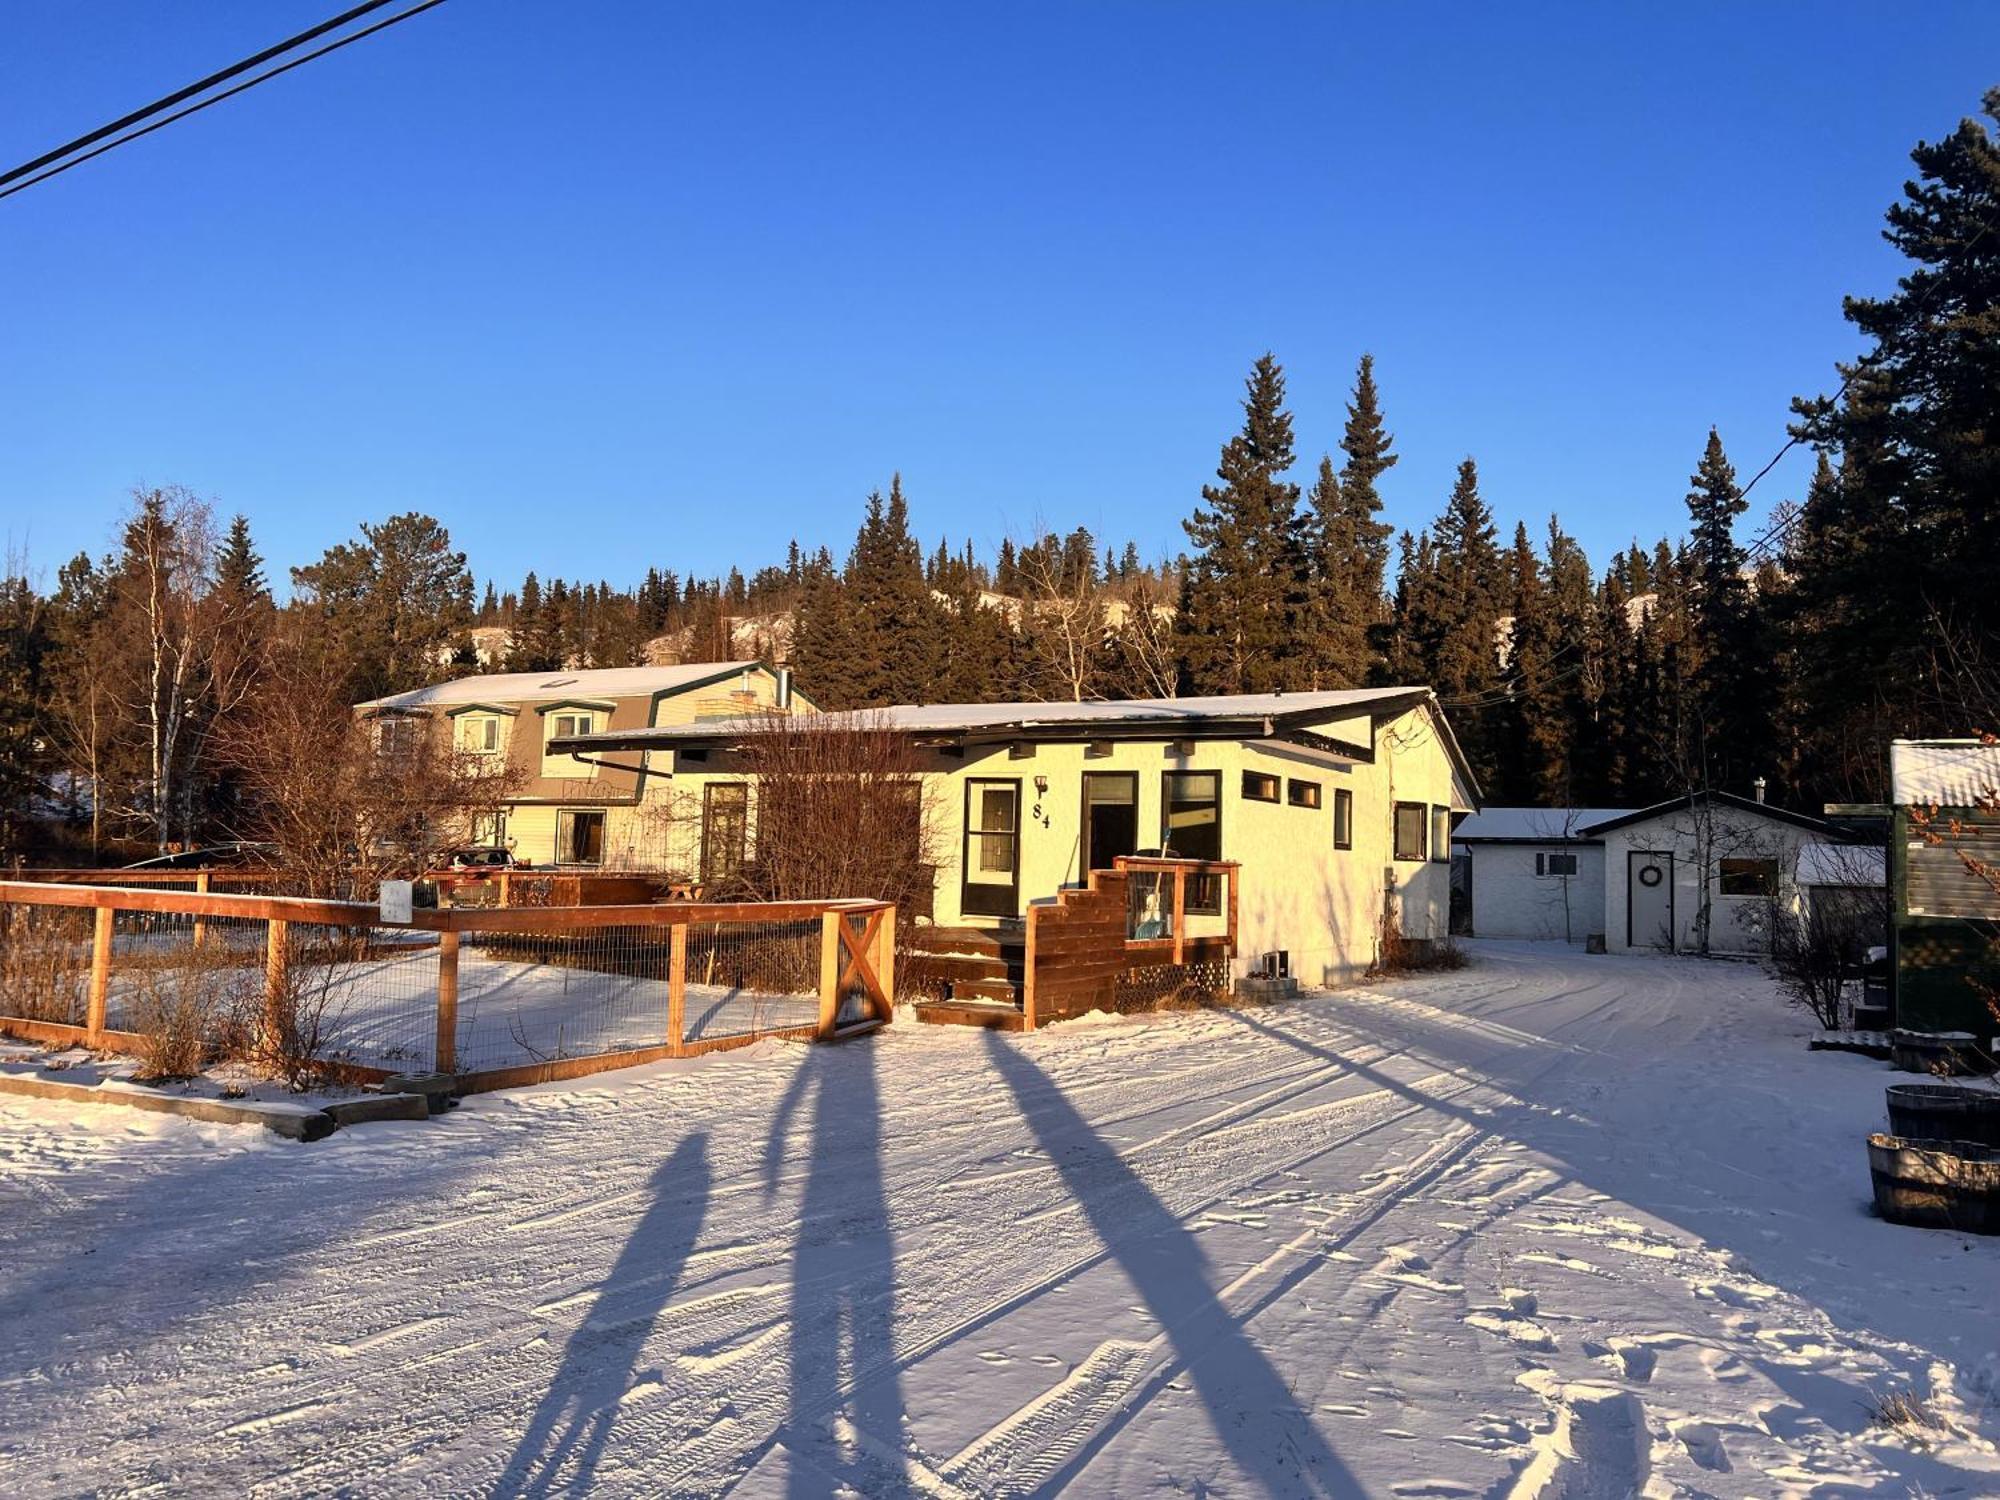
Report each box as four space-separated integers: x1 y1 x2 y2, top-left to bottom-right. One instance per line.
1628 850 1674 950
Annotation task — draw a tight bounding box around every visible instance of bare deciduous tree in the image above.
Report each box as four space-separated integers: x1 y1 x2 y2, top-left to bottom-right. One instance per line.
1013 530 1108 703
222 628 523 898
724 710 942 922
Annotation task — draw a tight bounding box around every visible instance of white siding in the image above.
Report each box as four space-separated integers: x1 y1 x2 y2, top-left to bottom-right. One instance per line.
1600 805 1812 955
1463 843 1605 942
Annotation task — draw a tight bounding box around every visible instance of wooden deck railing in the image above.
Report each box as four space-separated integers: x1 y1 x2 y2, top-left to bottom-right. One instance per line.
0 880 894 1091
1022 857 1238 1028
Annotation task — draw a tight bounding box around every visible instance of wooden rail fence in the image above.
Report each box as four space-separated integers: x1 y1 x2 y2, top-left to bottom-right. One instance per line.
0 880 894 1093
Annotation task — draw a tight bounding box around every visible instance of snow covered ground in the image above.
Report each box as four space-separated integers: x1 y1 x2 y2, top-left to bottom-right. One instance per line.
98 942 822 1073
1 941 1995 1497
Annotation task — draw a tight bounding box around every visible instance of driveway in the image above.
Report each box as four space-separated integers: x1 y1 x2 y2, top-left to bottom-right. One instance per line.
1 942 1994 1496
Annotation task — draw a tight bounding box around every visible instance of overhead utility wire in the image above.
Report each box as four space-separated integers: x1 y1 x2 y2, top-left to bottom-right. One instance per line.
0 0 447 203
1739 206 1998 562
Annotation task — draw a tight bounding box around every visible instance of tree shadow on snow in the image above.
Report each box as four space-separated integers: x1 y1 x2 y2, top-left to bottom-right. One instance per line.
979 1029 1369 1499
494 1134 711 1499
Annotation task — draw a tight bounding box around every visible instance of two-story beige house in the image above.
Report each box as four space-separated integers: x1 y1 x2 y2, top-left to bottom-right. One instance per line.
354 662 807 867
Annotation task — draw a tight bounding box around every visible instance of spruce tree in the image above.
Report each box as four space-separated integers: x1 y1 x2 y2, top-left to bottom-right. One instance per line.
214 515 269 608
1396 460 1504 782
1681 429 1779 791
838 475 946 707
1178 353 1305 694
1784 89 2000 796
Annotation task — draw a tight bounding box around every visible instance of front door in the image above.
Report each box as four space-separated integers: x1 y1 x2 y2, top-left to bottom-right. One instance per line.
1628 850 1674 950
961 779 1021 919
1081 772 1139 874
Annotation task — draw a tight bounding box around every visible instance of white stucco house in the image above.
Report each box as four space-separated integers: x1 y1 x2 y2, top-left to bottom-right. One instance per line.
551 686 1481 991
1453 806 1627 943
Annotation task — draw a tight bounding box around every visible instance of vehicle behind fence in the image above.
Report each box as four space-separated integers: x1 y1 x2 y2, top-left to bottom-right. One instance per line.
0 880 894 1093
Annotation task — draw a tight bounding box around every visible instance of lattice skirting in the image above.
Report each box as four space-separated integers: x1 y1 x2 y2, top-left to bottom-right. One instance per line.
1113 958 1231 1011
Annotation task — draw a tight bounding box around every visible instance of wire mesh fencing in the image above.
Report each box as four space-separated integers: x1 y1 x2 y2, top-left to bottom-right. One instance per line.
681 917 822 1047
0 904 96 1026
0 883 895 1090
454 922 678 1073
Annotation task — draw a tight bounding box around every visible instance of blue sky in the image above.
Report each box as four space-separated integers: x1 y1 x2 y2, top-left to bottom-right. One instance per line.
1 2 1995 595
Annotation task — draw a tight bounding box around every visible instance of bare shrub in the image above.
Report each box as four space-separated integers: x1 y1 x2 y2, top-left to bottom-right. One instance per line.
1768 903 1862 1030
0 907 93 1024
1370 898 1469 977
727 711 943 919
253 929 358 1089
129 946 255 1083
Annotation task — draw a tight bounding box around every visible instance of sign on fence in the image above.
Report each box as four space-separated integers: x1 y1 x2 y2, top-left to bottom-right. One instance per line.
379 880 414 925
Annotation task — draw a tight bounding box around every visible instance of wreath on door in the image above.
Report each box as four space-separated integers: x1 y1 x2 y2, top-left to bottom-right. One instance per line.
1637 864 1665 888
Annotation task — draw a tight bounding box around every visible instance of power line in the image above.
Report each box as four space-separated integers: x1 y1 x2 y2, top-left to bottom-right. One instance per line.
0 0 449 203
1739 205 1999 562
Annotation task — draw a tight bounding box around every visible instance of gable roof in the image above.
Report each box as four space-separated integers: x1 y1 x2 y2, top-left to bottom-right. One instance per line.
1890 739 2000 808
1454 806 1629 843
355 661 770 713
552 686 1482 800
1577 790 1830 838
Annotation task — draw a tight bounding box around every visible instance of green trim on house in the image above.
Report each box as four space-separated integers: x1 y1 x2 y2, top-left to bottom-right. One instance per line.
442 702 521 718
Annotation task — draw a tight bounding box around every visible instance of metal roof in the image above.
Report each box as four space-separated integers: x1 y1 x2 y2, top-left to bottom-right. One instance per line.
1795 842 1887 888
551 686 1482 800
1453 806 1629 843
1576 790 1831 838
1889 739 2000 808
355 661 766 712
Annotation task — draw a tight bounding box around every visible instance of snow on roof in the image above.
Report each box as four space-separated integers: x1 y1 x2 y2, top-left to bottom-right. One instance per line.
1795 842 1886 888
1890 739 2000 808
1452 806 1628 843
567 686 1429 742
356 661 763 712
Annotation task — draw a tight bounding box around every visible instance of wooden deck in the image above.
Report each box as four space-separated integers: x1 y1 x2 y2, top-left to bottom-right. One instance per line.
909 858 1237 1030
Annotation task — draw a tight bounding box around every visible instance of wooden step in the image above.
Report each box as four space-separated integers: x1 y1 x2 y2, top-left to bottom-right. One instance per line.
914 1000 1026 1031
907 924 1025 959
945 976 1023 1003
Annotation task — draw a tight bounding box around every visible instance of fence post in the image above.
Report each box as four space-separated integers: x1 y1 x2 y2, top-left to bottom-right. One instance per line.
436 929 460 1075
85 905 113 1046
667 922 688 1055
871 905 896 1022
817 910 841 1039
263 917 290 1051
192 871 210 950
1171 867 1186 966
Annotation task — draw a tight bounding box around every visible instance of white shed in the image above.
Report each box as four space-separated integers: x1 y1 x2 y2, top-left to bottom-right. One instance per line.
1453 807 1626 943
1583 793 1832 956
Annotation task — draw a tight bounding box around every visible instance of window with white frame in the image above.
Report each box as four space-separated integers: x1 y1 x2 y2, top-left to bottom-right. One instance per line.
1536 851 1579 877
457 714 502 755
542 709 599 777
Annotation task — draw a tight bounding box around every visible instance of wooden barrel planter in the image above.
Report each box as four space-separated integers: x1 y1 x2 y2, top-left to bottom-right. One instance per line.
1867 1133 2000 1234
1886 1084 2000 1148
1888 1029 1988 1077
